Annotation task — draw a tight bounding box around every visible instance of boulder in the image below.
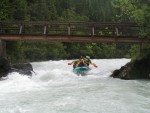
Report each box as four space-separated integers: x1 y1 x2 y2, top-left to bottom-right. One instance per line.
111 55 150 80
0 58 34 79
11 63 33 76
0 57 11 78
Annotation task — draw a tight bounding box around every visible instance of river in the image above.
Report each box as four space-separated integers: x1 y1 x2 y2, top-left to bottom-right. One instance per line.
0 59 150 113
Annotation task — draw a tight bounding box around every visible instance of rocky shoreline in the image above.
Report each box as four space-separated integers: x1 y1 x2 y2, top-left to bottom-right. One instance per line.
111 55 150 80
0 58 33 79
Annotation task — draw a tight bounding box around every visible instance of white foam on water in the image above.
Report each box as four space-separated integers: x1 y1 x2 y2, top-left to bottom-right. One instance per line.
0 59 150 113
0 72 44 94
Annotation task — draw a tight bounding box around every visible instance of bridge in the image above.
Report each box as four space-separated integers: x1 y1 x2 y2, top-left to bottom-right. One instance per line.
0 21 149 43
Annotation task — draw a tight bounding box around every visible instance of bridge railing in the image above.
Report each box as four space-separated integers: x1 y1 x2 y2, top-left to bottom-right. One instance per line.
0 21 140 37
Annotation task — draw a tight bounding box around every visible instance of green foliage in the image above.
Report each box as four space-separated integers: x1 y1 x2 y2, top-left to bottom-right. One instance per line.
48 0 58 20
112 0 150 30
113 0 150 59
129 44 140 60
92 44 103 58
6 42 25 63
0 0 12 20
4 0 149 62
22 42 67 61
64 43 96 59
59 8 89 21
100 43 117 58
129 44 150 61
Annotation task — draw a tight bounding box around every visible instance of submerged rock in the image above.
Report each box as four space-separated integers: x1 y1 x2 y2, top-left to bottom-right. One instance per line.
111 55 150 80
11 63 33 76
0 58 33 79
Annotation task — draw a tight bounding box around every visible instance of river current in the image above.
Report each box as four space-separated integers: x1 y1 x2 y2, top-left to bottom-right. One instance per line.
0 59 150 113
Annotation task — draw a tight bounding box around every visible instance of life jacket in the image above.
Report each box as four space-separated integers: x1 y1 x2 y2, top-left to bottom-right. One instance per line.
74 60 79 65
78 61 85 67
84 58 91 66
73 60 79 68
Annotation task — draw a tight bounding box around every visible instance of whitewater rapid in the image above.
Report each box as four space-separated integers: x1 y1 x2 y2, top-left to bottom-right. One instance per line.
0 59 150 113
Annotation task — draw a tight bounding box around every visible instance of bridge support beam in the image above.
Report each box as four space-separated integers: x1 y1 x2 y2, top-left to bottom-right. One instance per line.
0 40 6 58
140 42 149 53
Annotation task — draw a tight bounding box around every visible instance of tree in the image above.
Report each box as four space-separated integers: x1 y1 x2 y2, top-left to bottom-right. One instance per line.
59 8 89 21
10 0 28 20
113 0 150 59
0 0 12 20
112 0 150 28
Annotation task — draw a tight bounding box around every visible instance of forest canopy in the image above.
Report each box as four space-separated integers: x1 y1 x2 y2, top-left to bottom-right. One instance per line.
0 0 150 62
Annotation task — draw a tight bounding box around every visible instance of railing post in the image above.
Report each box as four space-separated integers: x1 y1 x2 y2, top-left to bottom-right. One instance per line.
115 27 119 36
19 25 23 34
44 25 47 35
68 23 71 35
92 27 95 36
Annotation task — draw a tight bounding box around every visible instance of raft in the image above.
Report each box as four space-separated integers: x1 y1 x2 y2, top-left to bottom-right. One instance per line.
73 66 90 76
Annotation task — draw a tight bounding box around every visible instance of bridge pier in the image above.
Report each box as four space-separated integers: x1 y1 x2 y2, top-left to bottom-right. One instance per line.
139 42 149 54
0 40 6 58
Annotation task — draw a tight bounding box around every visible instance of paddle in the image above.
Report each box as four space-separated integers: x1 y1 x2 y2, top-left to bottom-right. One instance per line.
93 63 98 68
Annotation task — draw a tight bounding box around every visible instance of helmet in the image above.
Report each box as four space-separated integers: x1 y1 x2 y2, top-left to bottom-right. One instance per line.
86 56 90 59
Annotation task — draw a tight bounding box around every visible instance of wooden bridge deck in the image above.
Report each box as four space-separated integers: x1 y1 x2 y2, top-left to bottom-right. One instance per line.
0 21 149 43
0 35 149 43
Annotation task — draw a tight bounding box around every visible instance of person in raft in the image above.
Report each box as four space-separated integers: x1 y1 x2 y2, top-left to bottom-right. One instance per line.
68 56 98 68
